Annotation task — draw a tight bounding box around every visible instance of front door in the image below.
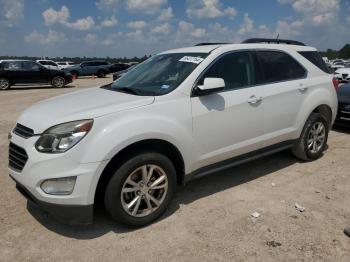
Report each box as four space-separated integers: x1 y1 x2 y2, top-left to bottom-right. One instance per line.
191 51 264 170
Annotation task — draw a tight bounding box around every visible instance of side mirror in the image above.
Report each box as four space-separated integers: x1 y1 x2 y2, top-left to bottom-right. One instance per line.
196 77 225 96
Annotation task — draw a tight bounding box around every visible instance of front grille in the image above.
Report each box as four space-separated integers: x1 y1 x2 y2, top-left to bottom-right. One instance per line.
342 74 348 80
339 103 350 111
13 123 34 138
9 142 28 172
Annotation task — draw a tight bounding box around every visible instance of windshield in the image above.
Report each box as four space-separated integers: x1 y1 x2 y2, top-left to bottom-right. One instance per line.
104 53 208 96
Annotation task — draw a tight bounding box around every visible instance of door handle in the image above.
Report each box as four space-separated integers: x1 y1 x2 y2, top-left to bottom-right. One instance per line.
298 83 308 92
248 95 263 105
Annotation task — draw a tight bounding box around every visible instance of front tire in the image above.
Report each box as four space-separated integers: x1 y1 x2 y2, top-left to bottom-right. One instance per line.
51 76 66 88
0 78 10 90
292 113 329 161
104 152 176 227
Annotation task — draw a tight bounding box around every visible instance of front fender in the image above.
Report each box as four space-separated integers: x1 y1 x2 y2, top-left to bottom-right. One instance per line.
79 105 194 174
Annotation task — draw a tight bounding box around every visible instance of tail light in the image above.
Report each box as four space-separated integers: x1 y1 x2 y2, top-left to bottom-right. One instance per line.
332 77 339 92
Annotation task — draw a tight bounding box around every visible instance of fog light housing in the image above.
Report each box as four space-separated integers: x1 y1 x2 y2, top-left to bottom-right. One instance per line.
40 177 77 195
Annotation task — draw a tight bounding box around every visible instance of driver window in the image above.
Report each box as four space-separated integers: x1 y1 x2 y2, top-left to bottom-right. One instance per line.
202 51 255 91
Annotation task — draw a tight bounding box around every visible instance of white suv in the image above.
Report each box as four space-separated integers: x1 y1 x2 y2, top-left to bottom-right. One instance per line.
9 39 338 226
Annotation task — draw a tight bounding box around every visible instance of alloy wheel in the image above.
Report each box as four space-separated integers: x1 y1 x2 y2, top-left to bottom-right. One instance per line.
53 77 65 88
307 121 326 154
121 164 168 218
0 79 10 90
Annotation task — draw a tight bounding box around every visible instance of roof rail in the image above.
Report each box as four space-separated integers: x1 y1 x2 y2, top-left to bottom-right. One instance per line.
242 38 306 46
195 43 230 46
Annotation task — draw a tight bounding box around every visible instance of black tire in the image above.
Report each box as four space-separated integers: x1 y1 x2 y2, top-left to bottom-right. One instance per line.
104 152 176 227
97 70 107 78
51 76 66 88
0 78 10 90
292 113 329 161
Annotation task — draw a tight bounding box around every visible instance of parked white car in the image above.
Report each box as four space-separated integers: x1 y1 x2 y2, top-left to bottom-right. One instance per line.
36 60 59 70
9 39 338 226
334 68 350 83
56 61 76 70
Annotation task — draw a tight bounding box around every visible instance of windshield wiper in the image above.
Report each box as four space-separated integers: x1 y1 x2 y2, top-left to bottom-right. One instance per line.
116 87 141 95
101 84 140 95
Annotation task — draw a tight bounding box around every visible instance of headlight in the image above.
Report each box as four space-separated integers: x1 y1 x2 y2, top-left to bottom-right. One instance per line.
35 119 93 153
41 176 76 195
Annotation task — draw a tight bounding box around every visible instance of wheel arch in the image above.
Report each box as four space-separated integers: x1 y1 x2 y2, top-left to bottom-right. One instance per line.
311 104 333 126
94 138 185 206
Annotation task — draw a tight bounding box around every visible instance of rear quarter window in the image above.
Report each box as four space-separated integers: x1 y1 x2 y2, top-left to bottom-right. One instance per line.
256 51 306 84
298 51 331 74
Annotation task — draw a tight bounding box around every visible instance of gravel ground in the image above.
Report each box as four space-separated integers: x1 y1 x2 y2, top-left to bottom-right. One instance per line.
0 76 349 261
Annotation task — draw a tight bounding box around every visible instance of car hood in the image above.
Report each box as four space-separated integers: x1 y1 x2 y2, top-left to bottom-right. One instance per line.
335 68 350 74
17 87 155 133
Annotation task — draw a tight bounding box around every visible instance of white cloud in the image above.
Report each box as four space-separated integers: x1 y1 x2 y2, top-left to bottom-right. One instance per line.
186 0 237 19
84 33 98 45
102 32 123 46
42 6 69 25
126 0 167 13
65 16 95 30
151 23 171 34
101 16 118 27
176 21 207 44
278 0 340 27
158 7 173 21
238 13 254 35
0 0 24 27
24 30 67 45
96 0 119 12
127 20 147 30
42 6 95 30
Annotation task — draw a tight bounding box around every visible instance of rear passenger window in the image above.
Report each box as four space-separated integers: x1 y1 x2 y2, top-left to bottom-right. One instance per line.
3 61 22 70
256 51 306 84
202 51 255 91
298 51 331 73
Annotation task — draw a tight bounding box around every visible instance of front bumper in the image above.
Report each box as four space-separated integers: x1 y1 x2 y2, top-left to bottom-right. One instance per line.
12 178 93 225
8 131 109 224
335 103 350 127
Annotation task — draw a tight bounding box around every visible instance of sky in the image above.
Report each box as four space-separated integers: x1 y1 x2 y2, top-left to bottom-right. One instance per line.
1 0 350 58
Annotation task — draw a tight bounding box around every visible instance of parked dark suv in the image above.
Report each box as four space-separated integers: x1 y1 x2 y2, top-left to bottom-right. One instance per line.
0 60 73 90
66 61 111 78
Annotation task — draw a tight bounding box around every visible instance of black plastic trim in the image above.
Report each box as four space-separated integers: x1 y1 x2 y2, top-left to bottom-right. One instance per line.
185 140 296 183
242 38 305 46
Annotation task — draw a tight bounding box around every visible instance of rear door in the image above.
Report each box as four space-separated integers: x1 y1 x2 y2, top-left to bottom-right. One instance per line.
1 61 24 83
254 50 308 146
82 62 97 75
191 51 265 169
21 61 50 83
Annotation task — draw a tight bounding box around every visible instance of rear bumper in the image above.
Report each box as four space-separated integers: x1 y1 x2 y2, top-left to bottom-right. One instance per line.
65 75 73 83
12 177 93 225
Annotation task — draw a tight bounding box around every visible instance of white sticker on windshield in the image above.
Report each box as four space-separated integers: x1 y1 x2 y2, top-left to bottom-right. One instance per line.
179 56 204 64
161 85 170 89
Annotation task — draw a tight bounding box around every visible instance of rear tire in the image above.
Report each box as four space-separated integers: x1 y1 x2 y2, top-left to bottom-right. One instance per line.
104 152 176 227
51 76 66 88
292 113 329 161
0 78 10 90
97 70 106 78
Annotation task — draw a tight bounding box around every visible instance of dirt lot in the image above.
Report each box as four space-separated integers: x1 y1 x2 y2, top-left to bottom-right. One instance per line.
0 76 349 261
